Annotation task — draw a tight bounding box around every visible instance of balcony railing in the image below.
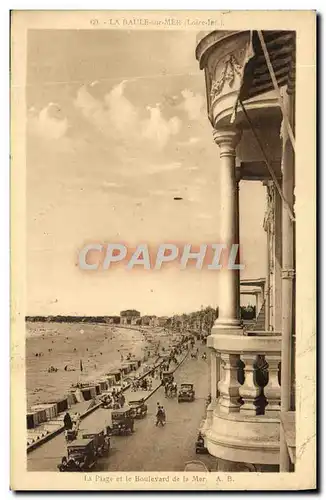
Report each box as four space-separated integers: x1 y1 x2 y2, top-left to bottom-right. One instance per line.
205 331 282 466
215 331 281 418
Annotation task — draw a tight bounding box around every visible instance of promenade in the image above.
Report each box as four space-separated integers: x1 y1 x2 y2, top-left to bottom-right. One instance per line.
26 325 173 451
27 340 214 472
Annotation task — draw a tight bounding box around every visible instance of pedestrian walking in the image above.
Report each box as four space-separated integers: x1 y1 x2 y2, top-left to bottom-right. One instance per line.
64 412 73 431
119 393 125 408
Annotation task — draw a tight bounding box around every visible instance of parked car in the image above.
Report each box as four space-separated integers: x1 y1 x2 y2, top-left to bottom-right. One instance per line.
162 371 174 385
57 438 97 472
81 428 110 457
65 428 78 442
129 398 148 419
178 383 195 402
108 407 134 435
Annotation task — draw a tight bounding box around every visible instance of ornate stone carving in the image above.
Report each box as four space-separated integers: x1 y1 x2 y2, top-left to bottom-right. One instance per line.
196 30 240 67
210 54 243 104
282 269 296 280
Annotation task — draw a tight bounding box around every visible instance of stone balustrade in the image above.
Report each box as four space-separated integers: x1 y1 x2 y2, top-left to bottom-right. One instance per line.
205 332 282 467
210 331 281 417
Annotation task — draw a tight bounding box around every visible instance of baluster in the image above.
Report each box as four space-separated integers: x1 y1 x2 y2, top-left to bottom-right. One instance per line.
264 354 281 417
239 354 262 416
218 353 241 414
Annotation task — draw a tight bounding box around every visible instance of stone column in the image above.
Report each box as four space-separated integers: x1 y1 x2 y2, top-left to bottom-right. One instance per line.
255 293 260 319
280 88 295 472
265 226 271 330
273 189 283 331
257 290 264 317
211 128 243 335
235 167 241 322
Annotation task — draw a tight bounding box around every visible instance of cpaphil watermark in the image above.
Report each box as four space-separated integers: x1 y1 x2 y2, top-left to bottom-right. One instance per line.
78 243 244 271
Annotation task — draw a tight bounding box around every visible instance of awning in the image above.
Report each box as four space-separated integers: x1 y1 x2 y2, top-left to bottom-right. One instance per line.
231 30 296 156
235 30 296 222
238 30 296 102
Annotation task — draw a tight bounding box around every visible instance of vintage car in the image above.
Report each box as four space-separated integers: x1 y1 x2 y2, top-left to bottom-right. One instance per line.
195 431 208 454
57 438 96 472
81 428 110 457
129 398 148 419
65 427 78 442
162 371 174 385
108 407 134 435
178 383 195 402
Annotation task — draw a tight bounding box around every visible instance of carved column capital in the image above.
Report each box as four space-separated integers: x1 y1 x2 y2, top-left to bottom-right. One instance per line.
213 128 242 158
282 269 296 280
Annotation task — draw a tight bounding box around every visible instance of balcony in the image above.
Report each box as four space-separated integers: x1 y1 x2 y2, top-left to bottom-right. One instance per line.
204 331 281 467
196 29 296 472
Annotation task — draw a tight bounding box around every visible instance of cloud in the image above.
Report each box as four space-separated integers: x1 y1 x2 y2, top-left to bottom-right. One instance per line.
28 103 68 140
74 85 128 137
180 89 205 120
74 82 181 150
142 104 181 149
104 81 138 134
178 136 200 147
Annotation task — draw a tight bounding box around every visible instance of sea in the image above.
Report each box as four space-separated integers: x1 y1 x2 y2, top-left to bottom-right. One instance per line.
26 321 149 408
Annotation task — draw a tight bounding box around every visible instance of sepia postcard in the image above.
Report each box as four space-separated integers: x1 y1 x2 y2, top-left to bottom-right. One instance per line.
10 10 316 491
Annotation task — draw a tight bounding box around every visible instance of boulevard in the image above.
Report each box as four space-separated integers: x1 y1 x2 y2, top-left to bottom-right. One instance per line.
27 338 215 472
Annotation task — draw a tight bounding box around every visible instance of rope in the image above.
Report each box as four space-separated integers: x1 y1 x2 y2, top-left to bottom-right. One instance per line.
257 30 296 152
239 100 296 223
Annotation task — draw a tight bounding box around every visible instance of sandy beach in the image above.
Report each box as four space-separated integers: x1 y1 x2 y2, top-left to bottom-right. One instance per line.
26 322 148 408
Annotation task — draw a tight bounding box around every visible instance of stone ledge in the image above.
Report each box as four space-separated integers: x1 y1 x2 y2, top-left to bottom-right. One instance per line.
208 332 282 353
214 409 279 424
205 410 280 465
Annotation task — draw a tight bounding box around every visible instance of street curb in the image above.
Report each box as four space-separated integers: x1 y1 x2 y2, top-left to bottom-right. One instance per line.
27 349 189 453
26 401 103 453
27 357 161 453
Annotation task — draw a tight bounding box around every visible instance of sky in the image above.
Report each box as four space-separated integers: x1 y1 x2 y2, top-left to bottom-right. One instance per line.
26 29 267 316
